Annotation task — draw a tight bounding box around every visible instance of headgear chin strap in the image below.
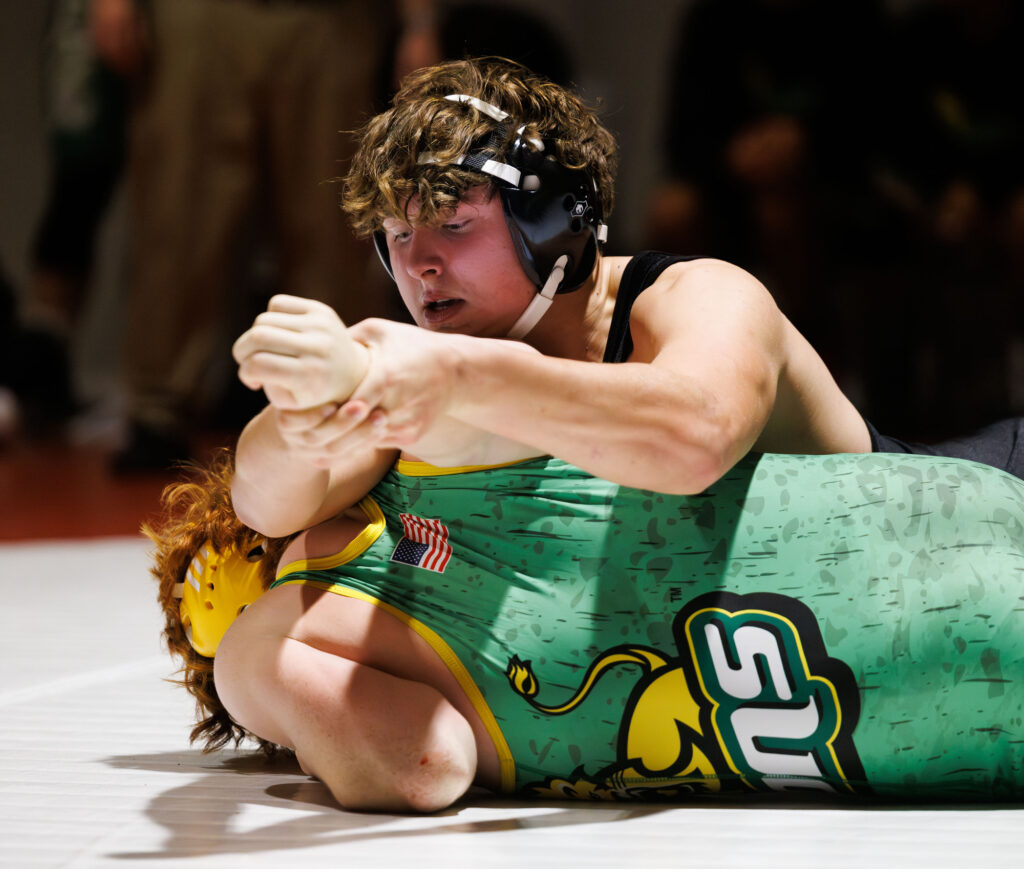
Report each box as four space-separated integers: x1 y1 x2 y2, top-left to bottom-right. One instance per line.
373 93 608 338
506 254 568 339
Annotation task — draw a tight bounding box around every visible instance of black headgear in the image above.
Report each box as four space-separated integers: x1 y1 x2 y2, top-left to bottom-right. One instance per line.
373 94 608 338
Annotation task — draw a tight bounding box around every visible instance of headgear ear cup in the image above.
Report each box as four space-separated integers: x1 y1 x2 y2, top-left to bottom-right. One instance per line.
498 145 605 293
174 542 267 657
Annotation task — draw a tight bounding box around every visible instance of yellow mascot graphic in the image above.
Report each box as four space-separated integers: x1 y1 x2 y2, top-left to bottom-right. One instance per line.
505 592 866 799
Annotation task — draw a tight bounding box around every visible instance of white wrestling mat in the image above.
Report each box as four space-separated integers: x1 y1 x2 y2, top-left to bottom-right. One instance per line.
3 537 1024 868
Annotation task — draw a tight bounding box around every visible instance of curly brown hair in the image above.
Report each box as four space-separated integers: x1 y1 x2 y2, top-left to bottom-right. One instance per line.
143 449 294 754
343 57 618 235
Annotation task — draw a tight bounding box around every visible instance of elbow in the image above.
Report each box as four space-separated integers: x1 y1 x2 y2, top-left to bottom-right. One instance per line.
625 444 725 496
229 495 264 537
229 483 302 540
653 416 745 495
230 501 279 540
658 449 731 496
680 456 731 495
236 512 299 542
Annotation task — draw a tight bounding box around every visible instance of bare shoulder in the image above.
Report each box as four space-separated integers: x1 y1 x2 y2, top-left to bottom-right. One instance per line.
600 254 772 316
647 257 772 303
622 257 784 363
602 254 762 286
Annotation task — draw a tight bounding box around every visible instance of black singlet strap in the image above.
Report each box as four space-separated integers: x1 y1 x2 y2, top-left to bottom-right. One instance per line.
602 251 704 363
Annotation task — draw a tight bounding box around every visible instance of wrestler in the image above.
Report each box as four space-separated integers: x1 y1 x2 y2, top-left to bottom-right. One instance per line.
151 424 1024 811
162 293 1024 813
230 58 1022 545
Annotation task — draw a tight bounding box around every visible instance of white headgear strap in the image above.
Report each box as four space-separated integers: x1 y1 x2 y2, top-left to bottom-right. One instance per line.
416 94 544 188
506 255 568 340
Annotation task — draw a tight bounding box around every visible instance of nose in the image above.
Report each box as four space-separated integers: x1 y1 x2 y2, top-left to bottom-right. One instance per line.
400 229 444 282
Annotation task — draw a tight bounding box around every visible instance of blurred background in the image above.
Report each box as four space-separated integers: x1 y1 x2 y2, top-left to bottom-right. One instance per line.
1 0 1022 533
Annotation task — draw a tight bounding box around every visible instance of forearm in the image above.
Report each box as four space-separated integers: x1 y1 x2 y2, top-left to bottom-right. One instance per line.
446 339 763 493
232 406 392 538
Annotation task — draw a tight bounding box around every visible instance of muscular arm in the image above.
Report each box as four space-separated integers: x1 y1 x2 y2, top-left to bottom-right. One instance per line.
355 259 786 494
464 262 782 492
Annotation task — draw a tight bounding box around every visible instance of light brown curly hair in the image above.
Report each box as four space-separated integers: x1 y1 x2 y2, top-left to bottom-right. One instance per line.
343 57 618 234
143 449 295 754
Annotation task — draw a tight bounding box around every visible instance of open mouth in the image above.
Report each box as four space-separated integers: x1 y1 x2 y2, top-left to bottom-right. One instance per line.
422 297 465 325
425 299 459 312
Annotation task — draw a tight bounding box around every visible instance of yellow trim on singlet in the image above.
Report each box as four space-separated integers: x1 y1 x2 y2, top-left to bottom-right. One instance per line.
273 495 516 792
394 457 542 477
276 497 386 576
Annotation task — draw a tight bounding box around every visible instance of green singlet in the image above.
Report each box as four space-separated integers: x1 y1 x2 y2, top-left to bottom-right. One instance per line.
272 452 1024 801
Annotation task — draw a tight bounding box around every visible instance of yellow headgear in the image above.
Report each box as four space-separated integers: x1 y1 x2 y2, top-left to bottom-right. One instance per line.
174 541 267 657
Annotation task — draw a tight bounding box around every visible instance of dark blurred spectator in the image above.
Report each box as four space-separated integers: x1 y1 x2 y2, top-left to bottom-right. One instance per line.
1 263 27 444
99 0 437 471
869 0 1024 435
437 2 572 86
644 0 892 380
5 0 128 436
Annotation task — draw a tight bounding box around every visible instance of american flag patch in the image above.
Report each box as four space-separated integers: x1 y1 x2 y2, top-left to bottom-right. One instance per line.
390 513 452 573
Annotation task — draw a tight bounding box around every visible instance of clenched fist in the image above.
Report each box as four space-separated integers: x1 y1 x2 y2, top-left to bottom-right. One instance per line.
233 295 370 410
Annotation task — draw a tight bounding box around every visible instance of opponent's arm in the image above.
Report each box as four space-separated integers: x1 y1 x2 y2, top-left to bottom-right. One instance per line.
350 259 786 494
231 406 396 538
230 296 539 537
230 296 397 537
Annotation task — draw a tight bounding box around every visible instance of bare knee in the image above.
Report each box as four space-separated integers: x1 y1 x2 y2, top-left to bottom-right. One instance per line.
215 617 477 813
382 698 477 813
290 659 478 813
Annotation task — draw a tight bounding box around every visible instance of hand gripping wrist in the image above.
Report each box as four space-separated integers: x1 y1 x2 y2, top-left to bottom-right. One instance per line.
330 338 371 404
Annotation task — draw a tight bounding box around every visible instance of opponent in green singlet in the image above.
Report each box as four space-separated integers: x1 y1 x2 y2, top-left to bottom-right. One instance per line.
267 451 1024 801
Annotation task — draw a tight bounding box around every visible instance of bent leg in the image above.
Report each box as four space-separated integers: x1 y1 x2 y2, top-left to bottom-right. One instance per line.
214 606 477 813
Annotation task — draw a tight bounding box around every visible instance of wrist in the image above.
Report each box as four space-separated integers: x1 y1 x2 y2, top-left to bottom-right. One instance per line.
335 339 371 403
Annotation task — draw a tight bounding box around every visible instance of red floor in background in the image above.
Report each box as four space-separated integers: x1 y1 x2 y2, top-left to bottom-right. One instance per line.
0 435 233 541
